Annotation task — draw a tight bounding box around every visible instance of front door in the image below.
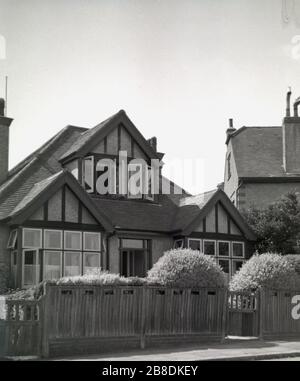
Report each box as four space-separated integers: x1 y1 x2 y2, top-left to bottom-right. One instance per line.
121 249 146 277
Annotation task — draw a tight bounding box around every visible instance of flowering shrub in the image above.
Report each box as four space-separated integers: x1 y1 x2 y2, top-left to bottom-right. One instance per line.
230 253 300 292
147 249 226 288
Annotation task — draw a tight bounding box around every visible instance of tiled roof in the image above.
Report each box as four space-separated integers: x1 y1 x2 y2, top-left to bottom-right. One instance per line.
230 126 300 178
0 125 87 220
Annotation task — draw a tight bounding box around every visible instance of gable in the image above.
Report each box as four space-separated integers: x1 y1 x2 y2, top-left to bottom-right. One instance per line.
181 190 255 240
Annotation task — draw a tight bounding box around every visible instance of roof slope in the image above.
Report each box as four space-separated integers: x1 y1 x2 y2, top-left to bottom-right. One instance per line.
230 126 300 178
0 125 87 220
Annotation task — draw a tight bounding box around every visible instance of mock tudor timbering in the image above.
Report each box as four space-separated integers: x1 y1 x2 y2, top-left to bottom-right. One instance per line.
0 104 256 290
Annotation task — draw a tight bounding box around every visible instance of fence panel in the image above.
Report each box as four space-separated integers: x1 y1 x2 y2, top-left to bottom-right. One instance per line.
261 289 300 340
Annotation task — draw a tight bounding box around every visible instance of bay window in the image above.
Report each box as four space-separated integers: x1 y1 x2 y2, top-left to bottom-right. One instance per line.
23 249 40 286
44 230 62 250
64 231 82 250
23 228 42 248
64 251 81 276
83 232 101 251
44 251 62 280
83 252 101 274
203 240 216 256
232 242 245 258
188 239 202 251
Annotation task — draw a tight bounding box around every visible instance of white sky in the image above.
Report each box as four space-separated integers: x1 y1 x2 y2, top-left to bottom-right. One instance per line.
0 0 300 194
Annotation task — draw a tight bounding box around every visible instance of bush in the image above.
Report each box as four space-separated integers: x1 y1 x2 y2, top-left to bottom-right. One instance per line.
147 249 226 288
286 255 300 275
51 269 147 286
230 253 300 292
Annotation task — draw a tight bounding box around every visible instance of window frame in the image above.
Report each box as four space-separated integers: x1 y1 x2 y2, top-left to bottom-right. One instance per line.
83 252 101 274
64 230 82 251
187 238 202 251
232 259 245 275
232 241 245 258
217 240 231 257
7 229 18 249
22 248 40 288
64 251 82 277
174 239 184 249
22 228 42 249
203 239 216 256
43 250 62 280
127 162 144 199
44 229 63 250
83 155 95 194
83 232 101 252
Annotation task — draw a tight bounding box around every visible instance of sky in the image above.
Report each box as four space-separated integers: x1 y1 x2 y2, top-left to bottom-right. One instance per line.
0 0 300 194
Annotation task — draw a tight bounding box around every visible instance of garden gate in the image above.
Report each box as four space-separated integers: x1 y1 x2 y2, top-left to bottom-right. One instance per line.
227 291 260 337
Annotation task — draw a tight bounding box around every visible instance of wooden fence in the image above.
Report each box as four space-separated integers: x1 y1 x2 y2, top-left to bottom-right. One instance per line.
2 286 300 358
42 285 227 357
260 289 300 340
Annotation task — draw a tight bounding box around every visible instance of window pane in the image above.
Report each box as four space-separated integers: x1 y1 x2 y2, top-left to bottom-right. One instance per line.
64 252 81 276
7 230 17 249
204 241 216 255
83 253 100 274
188 239 201 251
23 250 39 286
218 242 230 257
44 230 62 249
232 242 244 257
84 156 94 193
174 240 183 249
64 231 82 250
232 260 244 275
122 239 144 249
219 259 230 274
44 251 61 280
84 232 100 251
23 229 41 248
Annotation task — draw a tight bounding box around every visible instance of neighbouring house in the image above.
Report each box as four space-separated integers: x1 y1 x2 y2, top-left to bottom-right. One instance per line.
0 100 256 290
224 90 300 210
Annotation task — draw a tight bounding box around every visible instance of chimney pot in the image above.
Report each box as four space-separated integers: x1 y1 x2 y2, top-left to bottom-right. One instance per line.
148 136 157 152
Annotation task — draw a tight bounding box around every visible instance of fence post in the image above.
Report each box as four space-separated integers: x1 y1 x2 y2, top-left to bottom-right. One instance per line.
140 286 147 349
259 288 265 340
221 288 228 342
41 283 50 358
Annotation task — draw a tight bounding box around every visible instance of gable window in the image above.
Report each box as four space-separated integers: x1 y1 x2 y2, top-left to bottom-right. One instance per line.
188 239 202 251
83 156 94 193
64 231 82 250
232 242 245 258
23 228 42 248
44 230 62 250
218 241 230 257
7 230 18 249
203 240 216 256
227 153 232 180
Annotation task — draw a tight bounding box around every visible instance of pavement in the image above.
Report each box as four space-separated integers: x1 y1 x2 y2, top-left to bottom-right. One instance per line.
48 337 300 361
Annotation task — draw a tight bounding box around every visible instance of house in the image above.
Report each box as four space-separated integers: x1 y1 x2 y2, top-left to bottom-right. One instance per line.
0 100 256 290
224 90 300 210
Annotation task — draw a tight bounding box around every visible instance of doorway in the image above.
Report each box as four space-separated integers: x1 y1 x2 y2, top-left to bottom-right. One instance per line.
121 249 146 277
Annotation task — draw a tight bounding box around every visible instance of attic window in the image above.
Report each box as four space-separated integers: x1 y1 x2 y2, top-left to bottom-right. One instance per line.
227 153 232 180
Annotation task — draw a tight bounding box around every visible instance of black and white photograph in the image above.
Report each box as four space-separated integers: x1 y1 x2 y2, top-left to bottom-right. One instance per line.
1 0 300 371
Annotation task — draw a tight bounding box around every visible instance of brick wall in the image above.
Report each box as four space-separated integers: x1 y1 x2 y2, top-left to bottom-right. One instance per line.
239 182 300 210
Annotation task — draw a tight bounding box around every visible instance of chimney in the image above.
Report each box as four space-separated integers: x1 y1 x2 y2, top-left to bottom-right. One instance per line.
283 89 300 174
148 136 157 152
0 99 13 185
225 118 236 144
